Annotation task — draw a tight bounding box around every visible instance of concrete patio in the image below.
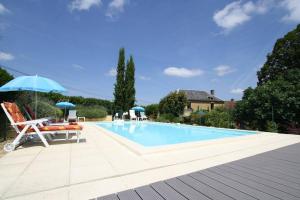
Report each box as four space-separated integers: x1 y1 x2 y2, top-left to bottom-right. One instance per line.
0 123 299 200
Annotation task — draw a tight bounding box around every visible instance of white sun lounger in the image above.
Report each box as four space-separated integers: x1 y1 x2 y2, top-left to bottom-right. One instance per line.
140 111 148 120
1 102 82 152
129 110 138 121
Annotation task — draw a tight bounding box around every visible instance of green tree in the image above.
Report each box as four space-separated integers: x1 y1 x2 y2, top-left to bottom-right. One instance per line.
159 91 187 117
124 55 135 111
0 67 17 101
235 25 300 133
145 104 159 119
0 67 17 140
0 67 13 86
205 107 234 128
258 25 300 85
113 48 126 113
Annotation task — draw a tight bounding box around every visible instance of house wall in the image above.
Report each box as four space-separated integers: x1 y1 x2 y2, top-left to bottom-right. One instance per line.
190 102 224 112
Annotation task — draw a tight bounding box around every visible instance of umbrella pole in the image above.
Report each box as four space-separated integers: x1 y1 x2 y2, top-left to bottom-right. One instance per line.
35 91 37 118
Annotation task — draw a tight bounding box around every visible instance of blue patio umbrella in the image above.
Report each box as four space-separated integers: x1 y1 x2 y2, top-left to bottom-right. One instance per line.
0 75 66 116
56 102 75 109
0 75 66 93
131 106 145 112
56 102 75 120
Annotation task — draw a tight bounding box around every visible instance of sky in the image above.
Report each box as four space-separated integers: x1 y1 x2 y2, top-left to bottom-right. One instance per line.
0 0 299 104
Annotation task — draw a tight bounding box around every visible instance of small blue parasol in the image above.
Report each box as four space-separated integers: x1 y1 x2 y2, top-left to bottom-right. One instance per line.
131 106 145 112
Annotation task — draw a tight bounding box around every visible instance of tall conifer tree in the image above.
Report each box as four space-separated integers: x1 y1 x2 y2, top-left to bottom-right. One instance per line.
113 48 126 113
125 55 136 110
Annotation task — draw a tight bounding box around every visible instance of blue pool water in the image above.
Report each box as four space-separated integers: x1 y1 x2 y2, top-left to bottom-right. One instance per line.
97 122 256 147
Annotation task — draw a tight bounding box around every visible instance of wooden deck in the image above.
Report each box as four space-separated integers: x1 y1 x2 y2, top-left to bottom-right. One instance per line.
92 142 300 200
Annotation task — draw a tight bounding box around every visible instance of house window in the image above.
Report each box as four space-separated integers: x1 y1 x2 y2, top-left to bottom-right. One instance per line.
211 103 214 110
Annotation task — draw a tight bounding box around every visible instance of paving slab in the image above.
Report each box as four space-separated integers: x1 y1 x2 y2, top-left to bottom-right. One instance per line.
0 123 299 200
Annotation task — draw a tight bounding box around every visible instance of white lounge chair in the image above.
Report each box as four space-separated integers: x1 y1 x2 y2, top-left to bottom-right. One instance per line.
122 112 128 120
140 112 148 120
67 110 77 122
129 110 137 121
114 113 119 120
1 102 82 152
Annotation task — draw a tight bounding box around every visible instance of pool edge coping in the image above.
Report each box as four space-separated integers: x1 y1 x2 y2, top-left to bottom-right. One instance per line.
92 122 272 155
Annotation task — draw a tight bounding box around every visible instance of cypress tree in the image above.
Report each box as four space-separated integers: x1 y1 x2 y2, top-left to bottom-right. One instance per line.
124 55 136 110
113 48 126 113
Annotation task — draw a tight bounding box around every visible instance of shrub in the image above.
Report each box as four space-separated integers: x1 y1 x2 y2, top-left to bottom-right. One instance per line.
205 107 234 128
27 101 63 119
266 121 278 133
191 111 207 125
76 105 107 119
42 93 113 114
13 93 62 119
145 104 159 119
156 113 182 123
183 111 207 125
159 91 187 117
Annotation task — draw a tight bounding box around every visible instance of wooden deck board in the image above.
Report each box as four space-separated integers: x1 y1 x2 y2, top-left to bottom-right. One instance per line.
93 142 300 200
96 194 119 200
220 164 300 198
135 186 165 200
208 167 297 200
177 175 234 200
230 163 300 189
199 170 280 199
165 178 211 200
117 190 142 200
151 181 187 200
234 158 300 178
189 172 257 200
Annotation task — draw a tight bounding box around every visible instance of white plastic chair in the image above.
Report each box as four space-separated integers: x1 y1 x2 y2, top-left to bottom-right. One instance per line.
67 110 77 122
140 112 148 120
122 112 128 120
114 113 119 120
129 110 137 121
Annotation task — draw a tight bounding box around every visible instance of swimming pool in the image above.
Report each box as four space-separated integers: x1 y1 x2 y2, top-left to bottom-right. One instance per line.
97 122 256 147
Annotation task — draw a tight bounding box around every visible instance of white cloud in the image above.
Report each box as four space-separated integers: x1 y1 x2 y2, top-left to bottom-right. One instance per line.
281 0 300 22
72 64 85 70
106 0 126 18
107 68 117 76
230 88 244 94
69 0 101 11
0 52 14 61
138 75 151 80
164 67 204 78
0 3 9 15
213 0 270 31
214 65 235 76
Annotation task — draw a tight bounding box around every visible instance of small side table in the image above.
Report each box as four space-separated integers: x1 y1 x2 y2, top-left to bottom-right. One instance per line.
77 117 86 122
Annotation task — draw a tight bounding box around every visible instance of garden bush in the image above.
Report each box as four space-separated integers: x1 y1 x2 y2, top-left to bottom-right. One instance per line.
205 107 235 128
159 91 187 117
156 113 182 123
76 105 107 119
12 93 63 119
182 111 207 125
145 104 159 119
266 121 278 133
27 101 63 119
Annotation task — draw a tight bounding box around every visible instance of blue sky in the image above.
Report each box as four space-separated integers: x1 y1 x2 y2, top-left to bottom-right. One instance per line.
0 0 299 104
